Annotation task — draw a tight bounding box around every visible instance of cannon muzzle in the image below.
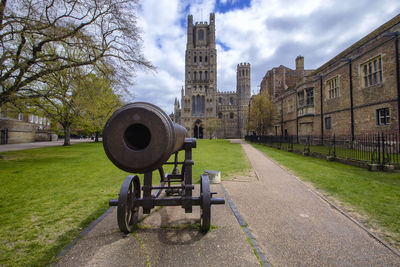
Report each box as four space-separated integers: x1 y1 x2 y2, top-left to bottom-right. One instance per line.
103 102 187 173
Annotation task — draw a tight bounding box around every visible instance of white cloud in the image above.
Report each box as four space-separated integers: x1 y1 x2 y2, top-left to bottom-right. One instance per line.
128 0 400 114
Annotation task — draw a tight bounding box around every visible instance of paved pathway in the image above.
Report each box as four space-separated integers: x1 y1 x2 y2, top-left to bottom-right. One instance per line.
55 185 259 266
224 140 400 266
0 139 96 152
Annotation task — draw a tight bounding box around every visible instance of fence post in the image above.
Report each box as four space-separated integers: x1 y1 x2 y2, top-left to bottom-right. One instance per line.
333 134 336 158
377 133 381 165
304 135 310 155
382 132 386 165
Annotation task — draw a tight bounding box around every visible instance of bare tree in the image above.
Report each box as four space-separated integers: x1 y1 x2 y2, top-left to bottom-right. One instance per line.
0 0 153 105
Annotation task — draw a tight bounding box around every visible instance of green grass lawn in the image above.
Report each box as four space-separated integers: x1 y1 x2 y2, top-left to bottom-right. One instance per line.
251 143 400 248
0 139 249 266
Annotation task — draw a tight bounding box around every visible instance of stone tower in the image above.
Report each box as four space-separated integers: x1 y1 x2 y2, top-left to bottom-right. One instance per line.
236 63 251 138
173 13 251 139
181 13 217 138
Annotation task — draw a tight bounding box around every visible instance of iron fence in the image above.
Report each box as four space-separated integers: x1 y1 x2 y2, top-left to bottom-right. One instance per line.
245 133 400 167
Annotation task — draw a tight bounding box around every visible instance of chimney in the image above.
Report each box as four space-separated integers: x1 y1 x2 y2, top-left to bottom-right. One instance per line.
296 55 304 71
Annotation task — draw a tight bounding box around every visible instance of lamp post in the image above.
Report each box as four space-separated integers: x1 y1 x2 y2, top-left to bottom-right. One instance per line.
313 75 324 145
340 58 354 141
384 31 400 135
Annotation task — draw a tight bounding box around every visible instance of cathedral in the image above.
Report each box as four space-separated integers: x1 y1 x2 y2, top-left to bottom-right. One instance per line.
172 13 251 139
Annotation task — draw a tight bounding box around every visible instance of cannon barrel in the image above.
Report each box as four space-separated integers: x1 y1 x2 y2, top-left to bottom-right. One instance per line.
103 102 187 173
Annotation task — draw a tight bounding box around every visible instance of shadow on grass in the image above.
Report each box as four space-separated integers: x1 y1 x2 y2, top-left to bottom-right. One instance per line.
34 205 110 266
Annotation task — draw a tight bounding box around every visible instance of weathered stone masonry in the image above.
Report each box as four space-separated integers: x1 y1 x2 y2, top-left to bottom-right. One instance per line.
173 13 251 139
261 14 400 137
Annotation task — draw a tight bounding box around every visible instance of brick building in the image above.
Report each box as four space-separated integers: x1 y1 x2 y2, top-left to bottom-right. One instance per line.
261 14 400 138
173 13 251 139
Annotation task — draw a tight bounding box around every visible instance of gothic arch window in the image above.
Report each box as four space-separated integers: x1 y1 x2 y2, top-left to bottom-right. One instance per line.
198 29 204 40
242 69 245 76
230 97 234 105
218 113 222 119
192 96 195 115
230 113 234 119
205 71 208 80
196 95 201 114
246 69 248 76
194 56 197 63
205 56 208 62
201 96 205 113
199 56 202 62
205 86 208 95
218 97 222 105
199 71 202 80
194 72 197 81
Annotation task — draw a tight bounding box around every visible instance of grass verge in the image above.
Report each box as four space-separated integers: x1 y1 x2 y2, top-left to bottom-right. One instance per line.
0 139 249 266
251 143 400 249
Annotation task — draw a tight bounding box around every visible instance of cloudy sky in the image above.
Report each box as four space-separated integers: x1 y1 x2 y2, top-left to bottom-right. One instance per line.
130 0 400 114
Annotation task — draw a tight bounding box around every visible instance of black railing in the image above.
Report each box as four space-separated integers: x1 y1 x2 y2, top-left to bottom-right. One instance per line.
1 128 8 145
245 133 400 168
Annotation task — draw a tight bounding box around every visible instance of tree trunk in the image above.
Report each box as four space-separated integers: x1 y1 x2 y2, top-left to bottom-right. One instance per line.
0 0 7 26
95 131 99 142
63 125 71 146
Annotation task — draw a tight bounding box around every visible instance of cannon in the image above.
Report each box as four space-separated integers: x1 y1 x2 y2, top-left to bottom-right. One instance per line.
103 102 225 233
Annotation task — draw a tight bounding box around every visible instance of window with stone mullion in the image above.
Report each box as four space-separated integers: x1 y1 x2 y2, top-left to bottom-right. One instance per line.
362 56 382 87
306 88 314 106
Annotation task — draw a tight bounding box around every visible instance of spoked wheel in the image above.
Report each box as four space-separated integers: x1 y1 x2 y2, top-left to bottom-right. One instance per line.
117 175 141 233
200 174 211 233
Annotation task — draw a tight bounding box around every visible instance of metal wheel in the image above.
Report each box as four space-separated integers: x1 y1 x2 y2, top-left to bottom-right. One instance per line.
117 175 141 233
200 174 211 233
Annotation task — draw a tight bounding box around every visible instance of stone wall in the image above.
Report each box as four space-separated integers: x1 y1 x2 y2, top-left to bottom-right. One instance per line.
0 119 36 144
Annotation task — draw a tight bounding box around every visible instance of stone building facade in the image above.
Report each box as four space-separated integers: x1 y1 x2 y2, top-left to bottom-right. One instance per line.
173 13 251 138
262 14 400 137
0 107 54 144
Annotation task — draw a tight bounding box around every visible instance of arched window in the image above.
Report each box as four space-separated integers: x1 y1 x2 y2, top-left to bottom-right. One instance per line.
199 71 202 80
242 69 245 76
199 56 202 62
230 113 234 119
205 86 208 95
194 56 197 63
205 56 208 62
198 29 204 40
218 97 222 105
218 113 222 119
194 72 197 81
205 71 208 80
246 69 248 76
201 96 205 114
230 97 234 105
193 86 197 91
192 96 195 115
196 95 201 114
